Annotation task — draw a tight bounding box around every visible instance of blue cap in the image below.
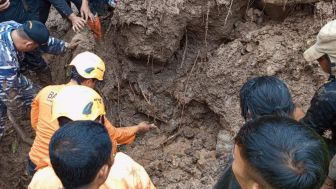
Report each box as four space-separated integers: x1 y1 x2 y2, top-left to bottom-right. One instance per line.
22 20 50 45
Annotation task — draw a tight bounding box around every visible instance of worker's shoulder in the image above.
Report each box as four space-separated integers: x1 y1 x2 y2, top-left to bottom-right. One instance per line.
29 166 62 189
115 152 135 163
113 152 145 173
38 84 66 97
0 21 21 33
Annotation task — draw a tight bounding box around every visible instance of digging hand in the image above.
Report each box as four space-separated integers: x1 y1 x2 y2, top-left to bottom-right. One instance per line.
136 122 158 133
69 13 86 32
65 37 83 50
0 0 10 11
80 1 95 21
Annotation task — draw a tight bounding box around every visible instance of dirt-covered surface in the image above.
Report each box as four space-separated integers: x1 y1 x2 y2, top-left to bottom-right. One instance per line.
1 0 336 188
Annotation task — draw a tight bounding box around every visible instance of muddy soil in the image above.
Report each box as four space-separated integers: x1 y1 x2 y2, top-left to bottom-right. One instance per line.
0 0 335 188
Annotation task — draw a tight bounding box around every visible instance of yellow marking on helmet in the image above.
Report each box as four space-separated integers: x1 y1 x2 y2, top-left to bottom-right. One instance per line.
29 21 33 29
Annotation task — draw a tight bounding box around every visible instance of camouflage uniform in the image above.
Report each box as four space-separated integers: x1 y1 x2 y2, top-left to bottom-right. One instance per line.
0 21 66 138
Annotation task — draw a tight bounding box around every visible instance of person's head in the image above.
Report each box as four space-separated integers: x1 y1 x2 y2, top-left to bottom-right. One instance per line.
69 52 106 88
239 76 294 121
12 20 49 52
304 20 336 77
51 85 106 126
49 120 113 189
232 116 329 189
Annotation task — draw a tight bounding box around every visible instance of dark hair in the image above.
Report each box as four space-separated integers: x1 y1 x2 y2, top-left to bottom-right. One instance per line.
49 121 112 189
301 80 336 138
58 116 104 127
70 67 87 84
240 76 294 121
57 116 72 127
235 116 329 189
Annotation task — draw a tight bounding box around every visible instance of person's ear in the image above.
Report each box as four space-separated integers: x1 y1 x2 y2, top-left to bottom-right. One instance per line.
26 41 37 50
91 164 110 187
96 164 110 184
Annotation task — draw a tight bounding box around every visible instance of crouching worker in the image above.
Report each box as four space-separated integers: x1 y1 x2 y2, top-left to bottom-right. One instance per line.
232 116 329 189
0 20 78 144
28 120 156 189
28 82 155 175
299 79 336 189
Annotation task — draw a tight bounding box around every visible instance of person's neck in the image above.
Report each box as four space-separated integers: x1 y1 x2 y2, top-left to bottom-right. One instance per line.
67 79 79 85
10 30 21 52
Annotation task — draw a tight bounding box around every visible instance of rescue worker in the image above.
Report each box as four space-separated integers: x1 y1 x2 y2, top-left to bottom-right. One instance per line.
302 19 336 189
232 116 328 189
0 20 78 144
299 78 336 189
0 0 58 86
214 76 304 189
28 52 155 175
28 120 156 189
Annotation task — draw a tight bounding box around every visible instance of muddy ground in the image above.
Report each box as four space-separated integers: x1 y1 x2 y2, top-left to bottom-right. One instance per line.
0 0 335 188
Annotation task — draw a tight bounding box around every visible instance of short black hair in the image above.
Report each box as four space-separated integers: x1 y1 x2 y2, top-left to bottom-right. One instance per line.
235 116 329 189
57 116 72 127
240 76 294 121
49 121 112 189
301 80 336 138
70 67 87 84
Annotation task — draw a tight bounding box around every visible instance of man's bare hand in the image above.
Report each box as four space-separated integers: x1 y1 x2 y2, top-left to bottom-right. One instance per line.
136 122 158 133
80 2 94 21
69 13 86 32
65 36 83 50
0 0 10 11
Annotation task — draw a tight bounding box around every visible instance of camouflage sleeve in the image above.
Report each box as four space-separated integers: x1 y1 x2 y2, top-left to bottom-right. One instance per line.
40 37 67 55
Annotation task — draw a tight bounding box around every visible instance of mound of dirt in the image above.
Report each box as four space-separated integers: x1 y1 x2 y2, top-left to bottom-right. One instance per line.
112 0 245 62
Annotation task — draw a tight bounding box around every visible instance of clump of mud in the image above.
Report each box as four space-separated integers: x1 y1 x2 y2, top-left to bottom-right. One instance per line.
0 0 335 189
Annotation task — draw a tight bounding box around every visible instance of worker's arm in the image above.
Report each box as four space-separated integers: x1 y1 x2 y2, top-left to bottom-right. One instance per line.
30 93 40 130
47 0 73 19
104 117 138 145
40 36 81 55
104 117 156 145
47 0 85 32
80 0 94 21
40 37 66 55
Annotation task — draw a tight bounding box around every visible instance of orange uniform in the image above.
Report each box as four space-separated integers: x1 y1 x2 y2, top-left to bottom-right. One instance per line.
29 84 138 169
28 152 156 189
